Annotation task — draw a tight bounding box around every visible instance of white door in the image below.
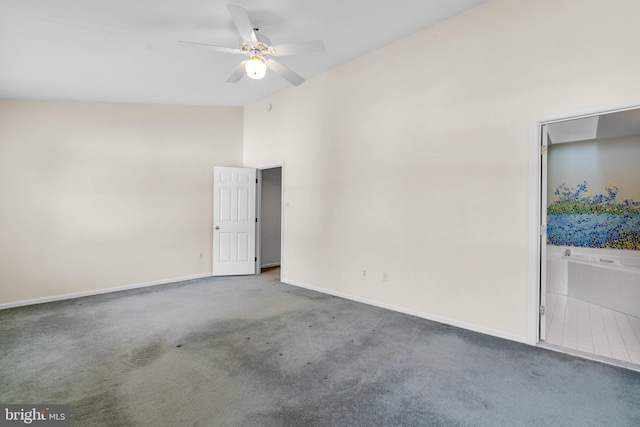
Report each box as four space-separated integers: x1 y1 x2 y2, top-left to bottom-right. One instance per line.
539 126 549 340
213 167 256 276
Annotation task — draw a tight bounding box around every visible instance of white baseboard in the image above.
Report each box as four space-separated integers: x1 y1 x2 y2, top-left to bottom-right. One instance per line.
0 273 212 310
282 277 529 345
261 262 281 269
2 273 529 346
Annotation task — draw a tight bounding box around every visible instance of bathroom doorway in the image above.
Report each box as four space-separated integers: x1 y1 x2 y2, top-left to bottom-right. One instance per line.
537 106 640 369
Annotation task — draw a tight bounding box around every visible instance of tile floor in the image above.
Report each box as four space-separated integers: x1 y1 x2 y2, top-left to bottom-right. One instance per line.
545 293 640 366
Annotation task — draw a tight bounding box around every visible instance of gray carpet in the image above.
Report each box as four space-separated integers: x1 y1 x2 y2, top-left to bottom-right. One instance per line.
1 268 639 426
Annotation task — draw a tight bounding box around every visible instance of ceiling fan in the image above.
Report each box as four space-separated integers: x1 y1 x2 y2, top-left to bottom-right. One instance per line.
178 4 324 86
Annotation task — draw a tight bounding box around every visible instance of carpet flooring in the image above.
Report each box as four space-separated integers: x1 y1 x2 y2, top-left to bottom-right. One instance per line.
1 268 639 426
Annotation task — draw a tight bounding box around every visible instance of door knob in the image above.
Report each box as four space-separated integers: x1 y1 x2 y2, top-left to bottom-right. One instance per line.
215 226 220 230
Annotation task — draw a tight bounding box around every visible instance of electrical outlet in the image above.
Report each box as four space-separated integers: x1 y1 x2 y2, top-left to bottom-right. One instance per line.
362 270 367 278
382 272 388 282
199 252 204 260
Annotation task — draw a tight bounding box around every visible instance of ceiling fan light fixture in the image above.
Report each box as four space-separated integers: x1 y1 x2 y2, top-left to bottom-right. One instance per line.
178 5 323 86
245 54 266 79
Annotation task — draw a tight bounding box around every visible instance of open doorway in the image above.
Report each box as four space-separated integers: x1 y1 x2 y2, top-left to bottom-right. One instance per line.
257 166 282 277
535 106 640 369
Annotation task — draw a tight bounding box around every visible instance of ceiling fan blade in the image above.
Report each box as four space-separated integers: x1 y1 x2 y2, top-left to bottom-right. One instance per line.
227 5 257 43
266 59 305 86
270 40 325 56
226 60 248 83
177 41 242 55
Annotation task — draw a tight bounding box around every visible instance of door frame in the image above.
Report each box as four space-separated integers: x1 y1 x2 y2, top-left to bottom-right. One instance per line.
528 101 640 345
255 162 284 276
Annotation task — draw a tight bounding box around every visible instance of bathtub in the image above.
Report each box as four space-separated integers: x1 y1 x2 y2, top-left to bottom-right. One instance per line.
546 245 640 318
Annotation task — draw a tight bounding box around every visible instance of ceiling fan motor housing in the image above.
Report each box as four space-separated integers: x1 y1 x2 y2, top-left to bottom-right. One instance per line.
240 33 272 57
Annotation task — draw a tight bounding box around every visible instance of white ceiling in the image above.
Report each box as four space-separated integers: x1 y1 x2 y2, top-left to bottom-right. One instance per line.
547 108 640 145
0 0 488 107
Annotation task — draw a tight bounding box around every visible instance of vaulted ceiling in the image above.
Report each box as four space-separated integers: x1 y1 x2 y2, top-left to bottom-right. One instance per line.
0 0 488 106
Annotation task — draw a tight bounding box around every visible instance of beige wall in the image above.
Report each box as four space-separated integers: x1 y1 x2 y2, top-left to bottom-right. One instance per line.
243 0 640 341
3 0 640 344
0 100 243 304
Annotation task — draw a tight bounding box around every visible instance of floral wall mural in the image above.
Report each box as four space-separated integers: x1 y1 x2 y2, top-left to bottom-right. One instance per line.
547 136 640 251
547 181 640 249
